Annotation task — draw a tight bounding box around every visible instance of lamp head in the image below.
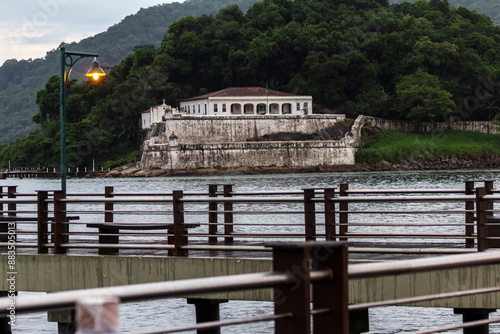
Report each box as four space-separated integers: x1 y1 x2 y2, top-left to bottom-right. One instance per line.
86 57 106 81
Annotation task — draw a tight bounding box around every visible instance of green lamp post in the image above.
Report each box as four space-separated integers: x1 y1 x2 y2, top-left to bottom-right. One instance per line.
59 47 105 194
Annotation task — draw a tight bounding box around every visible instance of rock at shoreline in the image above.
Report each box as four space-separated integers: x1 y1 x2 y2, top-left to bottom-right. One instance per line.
104 170 121 178
101 154 499 178
121 167 141 176
150 169 167 176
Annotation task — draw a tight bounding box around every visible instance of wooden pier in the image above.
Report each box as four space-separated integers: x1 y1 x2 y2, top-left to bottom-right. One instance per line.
0 181 499 333
0 168 102 179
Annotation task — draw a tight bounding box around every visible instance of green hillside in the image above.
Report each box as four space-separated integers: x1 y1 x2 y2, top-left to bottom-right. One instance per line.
0 0 258 145
1 0 499 146
390 0 500 25
2 0 500 170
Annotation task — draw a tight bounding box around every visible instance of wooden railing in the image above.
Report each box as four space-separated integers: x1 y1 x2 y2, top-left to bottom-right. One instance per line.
2 242 500 333
0 181 498 256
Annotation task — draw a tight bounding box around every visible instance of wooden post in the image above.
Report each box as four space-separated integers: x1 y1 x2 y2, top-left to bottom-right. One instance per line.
187 298 228 334
7 187 16 219
0 186 5 244
485 181 494 194
172 190 187 256
304 189 316 241
273 245 311 333
47 309 76 334
324 188 336 241
37 191 49 254
223 184 234 244
272 242 349 334
454 308 495 334
105 186 114 225
7 187 16 243
0 186 15 247
54 190 66 254
98 186 118 255
476 186 494 252
0 186 3 214
339 183 349 241
484 182 498 249
312 243 349 334
208 184 218 243
465 181 475 248
0 291 12 334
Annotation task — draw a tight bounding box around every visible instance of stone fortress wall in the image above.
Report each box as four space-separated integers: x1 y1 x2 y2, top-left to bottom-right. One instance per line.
140 114 361 170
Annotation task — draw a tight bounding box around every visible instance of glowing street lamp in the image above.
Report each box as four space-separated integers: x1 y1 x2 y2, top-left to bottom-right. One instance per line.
86 57 106 81
60 47 105 194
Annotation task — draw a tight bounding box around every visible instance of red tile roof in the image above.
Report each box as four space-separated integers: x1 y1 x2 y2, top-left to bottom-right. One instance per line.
181 87 301 101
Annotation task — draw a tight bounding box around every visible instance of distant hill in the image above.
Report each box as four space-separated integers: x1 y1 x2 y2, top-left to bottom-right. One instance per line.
390 0 500 25
0 0 258 145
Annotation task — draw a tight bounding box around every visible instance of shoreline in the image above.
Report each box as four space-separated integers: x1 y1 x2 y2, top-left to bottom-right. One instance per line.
107 156 500 177
2 156 498 180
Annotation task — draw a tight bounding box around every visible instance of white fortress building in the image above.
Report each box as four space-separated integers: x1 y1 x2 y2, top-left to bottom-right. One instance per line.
141 100 178 130
141 87 314 130
140 87 360 170
179 87 312 116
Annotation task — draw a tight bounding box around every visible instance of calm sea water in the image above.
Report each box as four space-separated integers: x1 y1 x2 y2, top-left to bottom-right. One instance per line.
5 169 500 333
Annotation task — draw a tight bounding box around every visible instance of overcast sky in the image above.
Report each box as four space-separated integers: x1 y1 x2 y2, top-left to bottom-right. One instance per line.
0 0 178 65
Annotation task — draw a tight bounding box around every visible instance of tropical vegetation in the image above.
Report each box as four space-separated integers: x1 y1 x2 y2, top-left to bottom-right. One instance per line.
2 0 500 169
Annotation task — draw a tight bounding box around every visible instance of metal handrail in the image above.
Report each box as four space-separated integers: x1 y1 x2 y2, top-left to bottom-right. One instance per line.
138 313 293 334
2 247 500 333
348 250 500 279
350 285 500 311
0 270 334 315
328 194 474 202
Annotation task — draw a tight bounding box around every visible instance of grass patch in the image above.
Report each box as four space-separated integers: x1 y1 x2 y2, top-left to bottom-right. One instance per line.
356 130 500 164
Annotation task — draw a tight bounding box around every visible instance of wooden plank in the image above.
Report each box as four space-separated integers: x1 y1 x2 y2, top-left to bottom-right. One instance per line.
86 223 199 230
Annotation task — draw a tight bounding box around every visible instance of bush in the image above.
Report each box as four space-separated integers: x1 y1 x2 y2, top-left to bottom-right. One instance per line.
104 158 128 170
356 130 500 164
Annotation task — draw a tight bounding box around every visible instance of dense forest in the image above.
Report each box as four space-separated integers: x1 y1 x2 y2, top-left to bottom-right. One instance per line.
2 0 500 170
1 0 499 146
0 0 258 145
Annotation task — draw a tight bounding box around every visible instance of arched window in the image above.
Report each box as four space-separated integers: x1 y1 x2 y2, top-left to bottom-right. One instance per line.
244 104 254 114
257 104 267 115
270 103 279 114
282 103 292 114
231 104 242 114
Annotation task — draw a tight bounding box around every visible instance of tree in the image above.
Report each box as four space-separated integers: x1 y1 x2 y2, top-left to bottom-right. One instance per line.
396 69 455 121
33 75 60 125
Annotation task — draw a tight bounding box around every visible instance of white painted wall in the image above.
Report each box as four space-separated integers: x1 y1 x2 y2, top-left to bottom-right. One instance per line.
141 112 151 129
180 95 313 116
